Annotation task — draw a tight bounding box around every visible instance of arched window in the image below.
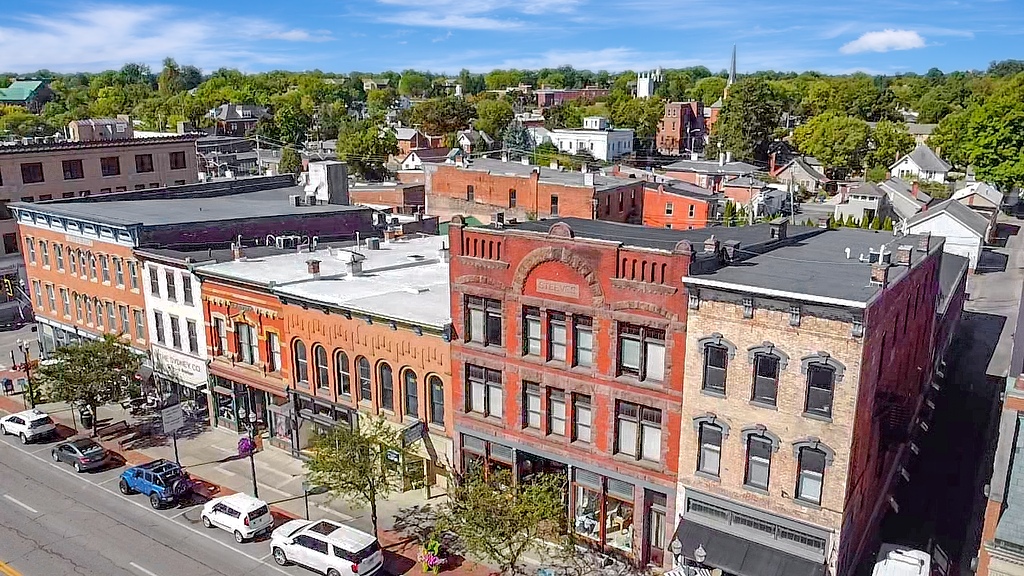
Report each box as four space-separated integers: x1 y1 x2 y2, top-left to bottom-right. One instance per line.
313 345 329 389
69 249 78 275
404 370 418 418
94 298 103 327
379 363 394 411
335 351 351 397
72 292 82 322
79 250 86 276
428 376 444 425
88 251 97 279
357 357 371 401
85 298 94 324
293 340 308 384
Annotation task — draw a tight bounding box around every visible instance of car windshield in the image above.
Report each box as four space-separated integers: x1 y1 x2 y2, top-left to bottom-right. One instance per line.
248 505 270 521
30 416 53 428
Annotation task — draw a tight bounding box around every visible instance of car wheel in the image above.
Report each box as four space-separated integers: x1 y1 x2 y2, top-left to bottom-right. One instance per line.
51 450 60 462
327 569 341 576
74 462 83 473
233 530 244 543
202 515 212 528
149 493 162 509
19 433 27 444
0 424 6 435
118 479 133 494
272 547 288 566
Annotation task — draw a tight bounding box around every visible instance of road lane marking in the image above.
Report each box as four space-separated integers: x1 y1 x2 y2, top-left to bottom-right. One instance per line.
3 494 38 514
169 509 189 519
129 562 161 576
214 464 237 477
0 561 23 576
259 484 291 497
97 476 121 485
0 438 293 576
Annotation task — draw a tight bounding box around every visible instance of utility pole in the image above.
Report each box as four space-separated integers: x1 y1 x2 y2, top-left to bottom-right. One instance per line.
16 339 34 409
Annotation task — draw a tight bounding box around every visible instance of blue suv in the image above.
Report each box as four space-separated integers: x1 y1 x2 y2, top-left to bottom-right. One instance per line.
118 459 193 509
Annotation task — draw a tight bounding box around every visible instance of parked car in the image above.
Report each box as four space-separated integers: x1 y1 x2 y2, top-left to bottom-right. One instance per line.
201 493 274 542
118 459 193 509
51 437 109 472
0 409 56 444
271 519 384 576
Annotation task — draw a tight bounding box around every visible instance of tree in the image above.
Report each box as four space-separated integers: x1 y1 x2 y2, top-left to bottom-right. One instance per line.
845 214 857 227
36 335 141 436
474 99 514 139
440 469 566 575
279 146 302 174
723 201 736 226
868 120 915 170
304 416 406 539
883 217 894 231
335 119 399 181
792 112 870 179
544 101 584 129
871 215 883 230
158 57 184 94
689 76 727 106
409 97 475 135
961 94 1024 191
929 109 971 171
866 166 888 182
860 215 871 229
503 120 534 159
708 78 781 162
399 71 431 98
366 89 396 117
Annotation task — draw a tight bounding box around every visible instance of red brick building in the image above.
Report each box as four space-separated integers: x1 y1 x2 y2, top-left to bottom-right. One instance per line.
656 102 705 156
425 158 643 225
641 182 722 230
447 215 731 567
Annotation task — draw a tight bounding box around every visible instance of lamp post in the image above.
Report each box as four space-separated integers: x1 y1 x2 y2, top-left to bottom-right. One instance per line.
16 339 35 409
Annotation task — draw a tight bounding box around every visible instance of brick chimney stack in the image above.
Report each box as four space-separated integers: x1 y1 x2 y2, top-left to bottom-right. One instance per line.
703 235 719 253
912 181 920 199
306 259 321 280
896 245 913 266
917 232 931 253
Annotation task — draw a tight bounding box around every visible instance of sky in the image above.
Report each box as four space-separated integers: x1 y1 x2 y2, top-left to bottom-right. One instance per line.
0 0 1021 76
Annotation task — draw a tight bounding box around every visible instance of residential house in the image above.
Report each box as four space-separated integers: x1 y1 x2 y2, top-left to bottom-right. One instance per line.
771 156 832 195
68 117 133 142
548 117 634 162
536 87 610 109
394 127 430 156
891 143 951 184
903 199 991 272
662 158 760 191
0 80 53 113
400 148 463 171
424 156 644 224
456 129 495 154
705 98 724 131
362 77 391 92
196 135 258 177
206 104 270 137
676 223 959 576
656 102 706 156
641 181 722 229
720 176 771 206
882 178 934 223
953 182 1003 240
832 182 892 225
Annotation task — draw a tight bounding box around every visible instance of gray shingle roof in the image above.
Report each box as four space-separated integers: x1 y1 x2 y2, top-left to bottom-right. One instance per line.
894 143 952 173
208 104 269 122
663 158 760 176
905 197 991 238
881 178 932 220
394 127 421 141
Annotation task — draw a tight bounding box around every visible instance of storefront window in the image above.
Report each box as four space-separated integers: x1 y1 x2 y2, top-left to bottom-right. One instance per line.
216 390 234 422
604 480 635 553
574 485 601 541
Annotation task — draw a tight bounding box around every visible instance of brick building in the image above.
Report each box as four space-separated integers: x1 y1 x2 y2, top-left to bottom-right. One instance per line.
535 87 610 109
662 158 760 191
673 223 965 576
446 216 792 567
656 102 706 156
348 182 425 214
641 182 722 230
425 157 644 225
194 235 454 490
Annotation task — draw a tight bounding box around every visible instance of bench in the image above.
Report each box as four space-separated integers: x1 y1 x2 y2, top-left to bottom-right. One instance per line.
96 420 130 439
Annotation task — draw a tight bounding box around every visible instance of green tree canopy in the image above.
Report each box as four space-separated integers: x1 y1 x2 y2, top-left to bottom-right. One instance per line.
792 111 870 179
335 119 399 181
409 97 475 135
544 101 584 129
708 78 782 162
867 120 915 170
473 99 514 139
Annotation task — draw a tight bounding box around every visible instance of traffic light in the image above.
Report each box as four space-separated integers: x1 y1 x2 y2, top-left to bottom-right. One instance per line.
3 276 13 301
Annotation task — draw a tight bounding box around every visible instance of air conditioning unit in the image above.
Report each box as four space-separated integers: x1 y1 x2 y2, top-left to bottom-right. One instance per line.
289 194 302 207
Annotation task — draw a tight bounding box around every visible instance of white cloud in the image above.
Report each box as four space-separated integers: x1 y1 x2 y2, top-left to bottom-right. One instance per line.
839 29 926 54
433 31 454 42
489 47 704 71
0 4 332 72
378 12 522 30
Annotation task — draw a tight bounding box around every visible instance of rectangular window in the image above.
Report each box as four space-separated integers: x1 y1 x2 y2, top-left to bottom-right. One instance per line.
62 159 84 180
548 388 566 436
114 258 124 286
698 423 723 476
40 241 49 267
153 311 165 344
89 253 97 279
266 332 280 371
182 275 193 305
55 245 64 270
466 364 502 418
170 151 187 170
236 323 257 363
550 195 559 216
119 305 129 334
745 436 773 490
2 233 15 255
213 317 227 355
133 310 144 340
618 324 666 381
100 156 120 176
148 267 160 297
126 261 138 290
45 284 55 311
523 383 541 429
797 448 826 504
106 302 116 332
165 270 176 302
523 307 541 356
135 154 154 173
26 238 36 264
615 401 662 462
32 280 41 307
573 316 594 367
805 365 836 418
665 202 674 215
548 311 567 362
466 296 502 347
85 299 94 324
170 315 182 349
59 288 70 317
21 163 43 184
466 185 474 202
101 255 110 282
752 354 780 405
689 204 695 218
702 345 728 394
508 189 516 208
74 295 83 321
573 394 591 443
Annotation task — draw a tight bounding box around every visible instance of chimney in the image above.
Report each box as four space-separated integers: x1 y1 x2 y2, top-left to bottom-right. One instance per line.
703 234 719 253
719 152 725 167
501 151 509 162
346 256 363 276
912 181 919 200
817 217 830 229
769 152 777 174
896 244 913 266
550 160 559 170
722 240 740 262
769 217 788 240
521 156 530 166
870 262 890 287
584 172 595 187
231 241 244 261
306 259 322 280
917 232 931 253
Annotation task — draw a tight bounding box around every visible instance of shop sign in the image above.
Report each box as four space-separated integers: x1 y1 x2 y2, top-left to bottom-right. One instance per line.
385 448 401 463
153 346 207 386
161 402 184 434
536 279 580 299
402 421 424 447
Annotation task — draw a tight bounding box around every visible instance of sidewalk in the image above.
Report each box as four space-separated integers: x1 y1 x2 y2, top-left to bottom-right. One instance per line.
0 393 495 576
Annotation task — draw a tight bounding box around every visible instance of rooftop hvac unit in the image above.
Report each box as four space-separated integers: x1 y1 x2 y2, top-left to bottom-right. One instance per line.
366 238 381 250
289 194 302 207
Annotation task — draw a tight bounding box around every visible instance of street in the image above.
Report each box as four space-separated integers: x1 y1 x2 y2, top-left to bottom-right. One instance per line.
0 431 303 576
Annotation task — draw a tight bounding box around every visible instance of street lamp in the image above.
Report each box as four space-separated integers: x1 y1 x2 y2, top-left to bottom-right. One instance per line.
16 339 35 409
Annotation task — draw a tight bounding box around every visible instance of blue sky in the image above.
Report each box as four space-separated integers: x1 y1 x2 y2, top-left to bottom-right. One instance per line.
0 0 1020 75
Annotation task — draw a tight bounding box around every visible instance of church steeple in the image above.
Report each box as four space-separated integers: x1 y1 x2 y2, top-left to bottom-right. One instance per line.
728 44 737 87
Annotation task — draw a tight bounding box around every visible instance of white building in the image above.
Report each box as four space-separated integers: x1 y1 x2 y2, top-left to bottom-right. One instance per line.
636 67 663 99
890 143 951 184
902 198 990 271
136 249 210 411
548 117 634 161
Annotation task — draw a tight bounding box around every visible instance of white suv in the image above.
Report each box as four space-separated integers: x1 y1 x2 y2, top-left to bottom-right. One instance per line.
271 519 384 576
0 409 56 443
201 493 274 542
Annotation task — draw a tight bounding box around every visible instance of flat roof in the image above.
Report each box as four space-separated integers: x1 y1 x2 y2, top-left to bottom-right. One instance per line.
13 186 368 228
509 217 784 252
0 134 197 155
195 235 450 328
433 158 634 192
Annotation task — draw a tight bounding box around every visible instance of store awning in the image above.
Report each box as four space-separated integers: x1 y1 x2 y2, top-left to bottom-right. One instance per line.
673 519 826 576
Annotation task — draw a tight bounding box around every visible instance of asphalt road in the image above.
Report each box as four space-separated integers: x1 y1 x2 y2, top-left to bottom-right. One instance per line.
0 431 310 576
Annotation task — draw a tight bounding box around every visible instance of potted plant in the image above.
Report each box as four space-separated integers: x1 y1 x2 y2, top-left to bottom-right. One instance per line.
417 536 446 574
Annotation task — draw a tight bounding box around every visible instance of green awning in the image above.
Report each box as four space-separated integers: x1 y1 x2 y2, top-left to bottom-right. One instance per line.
438 216 485 235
